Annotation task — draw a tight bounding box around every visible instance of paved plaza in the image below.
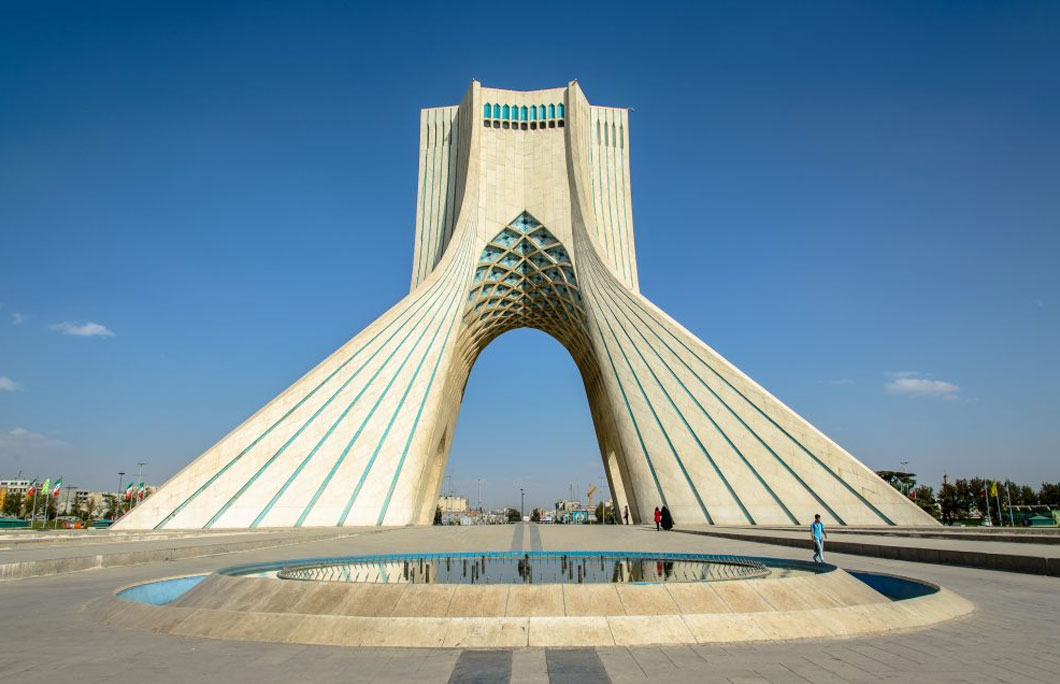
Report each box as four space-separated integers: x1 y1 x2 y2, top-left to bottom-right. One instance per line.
1 524 1057 683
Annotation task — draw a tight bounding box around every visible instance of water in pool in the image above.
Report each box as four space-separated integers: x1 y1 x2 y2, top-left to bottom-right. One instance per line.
276 553 781 585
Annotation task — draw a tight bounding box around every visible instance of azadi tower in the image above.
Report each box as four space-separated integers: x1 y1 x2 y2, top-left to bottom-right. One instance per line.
117 82 936 530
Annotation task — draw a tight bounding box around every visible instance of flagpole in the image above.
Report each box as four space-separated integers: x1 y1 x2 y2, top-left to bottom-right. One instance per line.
993 482 1003 528
1006 484 1015 527
52 477 62 529
29 483 38 528
134 462 144 510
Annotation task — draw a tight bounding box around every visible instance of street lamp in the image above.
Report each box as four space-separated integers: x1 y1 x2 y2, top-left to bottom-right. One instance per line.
520 488 525 521
134 462 145 510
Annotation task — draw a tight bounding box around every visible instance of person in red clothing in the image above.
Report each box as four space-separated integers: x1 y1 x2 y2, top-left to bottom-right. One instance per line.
654 507 662 531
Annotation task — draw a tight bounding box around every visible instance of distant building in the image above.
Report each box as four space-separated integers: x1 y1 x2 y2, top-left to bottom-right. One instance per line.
0 480 32 513
60 490 93 515
438 495 469 513
0 479 31 495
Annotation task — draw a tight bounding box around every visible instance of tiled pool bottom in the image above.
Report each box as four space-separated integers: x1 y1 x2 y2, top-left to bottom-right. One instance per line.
117 575 206 605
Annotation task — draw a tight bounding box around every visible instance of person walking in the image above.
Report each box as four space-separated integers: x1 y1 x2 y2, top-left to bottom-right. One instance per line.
661 506 674 531
653 507 661 531
623 506 630 525
810 514 827 563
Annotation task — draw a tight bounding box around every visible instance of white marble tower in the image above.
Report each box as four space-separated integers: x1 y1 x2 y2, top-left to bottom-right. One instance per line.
115 82 937 530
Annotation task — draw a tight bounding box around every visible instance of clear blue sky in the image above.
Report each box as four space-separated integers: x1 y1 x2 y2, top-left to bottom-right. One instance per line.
1 1 1057 511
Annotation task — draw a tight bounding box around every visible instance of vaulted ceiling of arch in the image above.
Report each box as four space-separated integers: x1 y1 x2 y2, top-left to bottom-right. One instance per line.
460 212 592 365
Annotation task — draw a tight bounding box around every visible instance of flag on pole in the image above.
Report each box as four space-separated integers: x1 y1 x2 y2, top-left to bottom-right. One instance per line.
51 478 62 498
990 481 998 497
26 479 38 497
42 478 50 497
123 482 136 501
137 481 146 500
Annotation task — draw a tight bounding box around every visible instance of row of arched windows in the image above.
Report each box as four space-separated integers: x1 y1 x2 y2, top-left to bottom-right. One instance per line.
597 120 624 149
483 102 565 122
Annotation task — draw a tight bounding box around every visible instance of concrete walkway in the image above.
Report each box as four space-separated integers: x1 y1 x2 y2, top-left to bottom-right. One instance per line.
0 524 1057 683
0 529 361 580
677 526 1060 576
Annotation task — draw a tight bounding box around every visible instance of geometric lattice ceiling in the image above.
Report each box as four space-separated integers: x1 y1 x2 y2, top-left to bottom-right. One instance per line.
464 212 586 348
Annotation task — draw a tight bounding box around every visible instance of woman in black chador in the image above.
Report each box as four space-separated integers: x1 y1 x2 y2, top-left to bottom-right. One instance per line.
660 506 674 531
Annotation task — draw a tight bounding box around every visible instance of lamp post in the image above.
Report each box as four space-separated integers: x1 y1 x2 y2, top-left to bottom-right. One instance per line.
117 468 125 517
134 462 145 510
520 488 525 521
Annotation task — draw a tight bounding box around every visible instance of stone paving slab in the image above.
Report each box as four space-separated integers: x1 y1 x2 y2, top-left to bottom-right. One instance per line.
678 525 1060 576
0 524 1056 682
0 529 362 580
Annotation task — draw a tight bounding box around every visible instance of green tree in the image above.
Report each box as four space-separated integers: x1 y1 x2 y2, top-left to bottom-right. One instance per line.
102 494 120 520
876 470 917 495
506 508 521 523
968 477 991 519
938 482 959 523
912 485 938 518
530 508 541 522
1015 484 1038 505
1039 482 1060 508
953 479 976 519
2 490 23 517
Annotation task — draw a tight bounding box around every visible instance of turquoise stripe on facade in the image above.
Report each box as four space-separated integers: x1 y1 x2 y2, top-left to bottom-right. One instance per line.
153 243 468 530
416 112 432 285
336 268 466 526
590 284 713 524
605 282 844 523
204 270 463 529
589 268 753 523
596 326 668 509
374 290 463 525
589 111 608 258
605 284 874 525
440 112 457 260
604 112 622 282
295 281 456 527
606 110 629 284
424 110 439 282
294 235 471 527
619 116 631 282
244 273 465 528
596 278 798 524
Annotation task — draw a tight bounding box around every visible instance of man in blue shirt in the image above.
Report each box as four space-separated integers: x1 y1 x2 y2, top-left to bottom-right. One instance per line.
810 514 827 563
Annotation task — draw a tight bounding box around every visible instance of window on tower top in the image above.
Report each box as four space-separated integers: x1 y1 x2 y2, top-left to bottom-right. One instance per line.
483 103 491 118
503 104 510 120
548 104 556 119
493 104 501 118
521 106 528 122
557 103 565 118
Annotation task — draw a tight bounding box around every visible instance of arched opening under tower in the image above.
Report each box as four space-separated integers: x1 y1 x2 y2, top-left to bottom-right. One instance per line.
440 328 608 521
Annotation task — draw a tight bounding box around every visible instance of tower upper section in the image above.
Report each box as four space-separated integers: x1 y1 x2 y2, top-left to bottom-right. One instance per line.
410 81 639 293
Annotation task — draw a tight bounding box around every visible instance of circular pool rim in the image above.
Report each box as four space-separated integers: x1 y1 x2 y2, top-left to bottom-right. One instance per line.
216 550 835 584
